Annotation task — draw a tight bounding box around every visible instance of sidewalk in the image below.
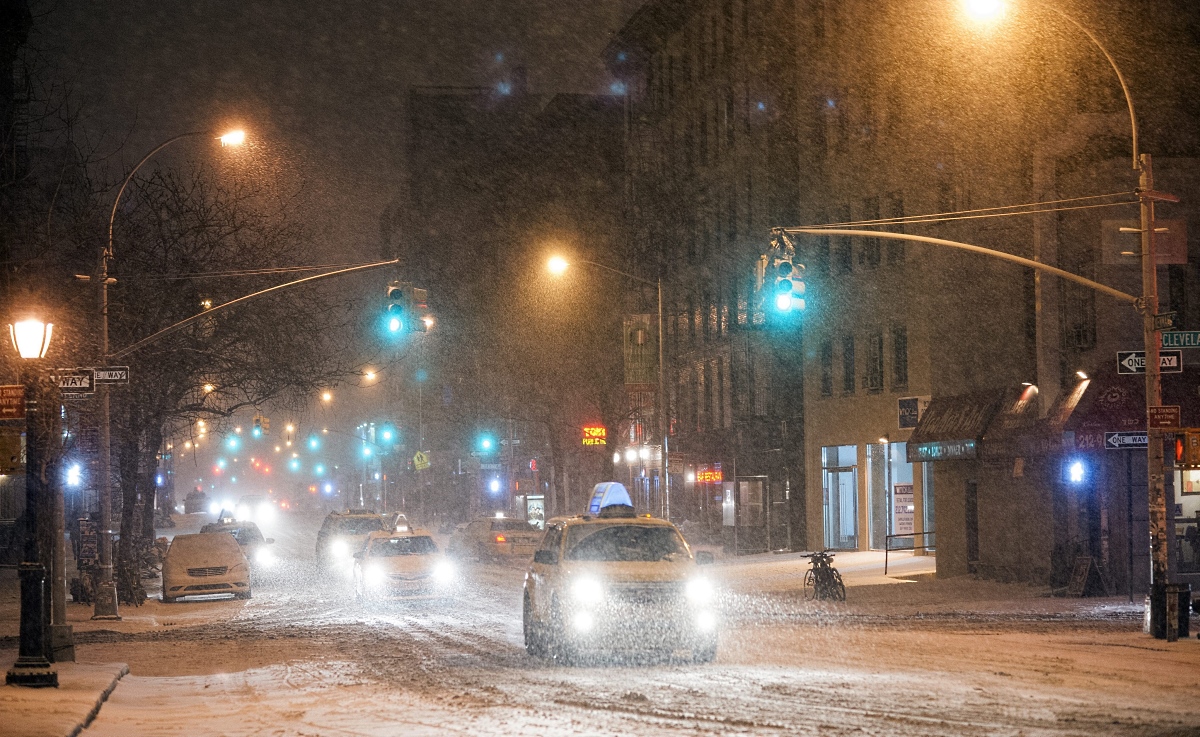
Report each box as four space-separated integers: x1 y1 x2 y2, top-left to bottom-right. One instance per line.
712 548 938 594
0 661 128 737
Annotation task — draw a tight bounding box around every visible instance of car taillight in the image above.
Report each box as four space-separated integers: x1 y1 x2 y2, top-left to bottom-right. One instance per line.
494 534 507 543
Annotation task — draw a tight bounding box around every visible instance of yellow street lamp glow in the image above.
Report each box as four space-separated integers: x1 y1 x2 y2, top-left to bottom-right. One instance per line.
285 424 295 433
547 256 569 276
218 130 246 147
422 316 435 329
963 0 1005 22
203 383 215 393
364 371 376 381
8 319 53 359
321 391 333 402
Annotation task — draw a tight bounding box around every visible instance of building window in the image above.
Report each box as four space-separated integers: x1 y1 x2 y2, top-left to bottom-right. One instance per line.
860 196 881 267
834 204 852 274
886 191 905 265
753 350 769 417
865 331 884 393
841 334 856 395
892 325 909 391
820 338 834 397
1062 282 1096 350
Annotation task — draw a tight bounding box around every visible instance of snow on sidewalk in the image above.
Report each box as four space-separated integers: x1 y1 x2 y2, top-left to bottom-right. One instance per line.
0 662 128 737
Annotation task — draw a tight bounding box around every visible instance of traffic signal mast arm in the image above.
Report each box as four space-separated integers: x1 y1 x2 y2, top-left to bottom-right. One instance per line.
111 258 401 359
781 228 1138 305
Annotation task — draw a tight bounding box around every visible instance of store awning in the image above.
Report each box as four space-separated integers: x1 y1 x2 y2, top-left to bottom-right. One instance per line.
907 389 1008 462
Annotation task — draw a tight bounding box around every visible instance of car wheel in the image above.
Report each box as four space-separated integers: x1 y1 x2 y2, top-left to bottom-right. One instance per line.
523 594 547 657
237 589 252 600
547 597 577 665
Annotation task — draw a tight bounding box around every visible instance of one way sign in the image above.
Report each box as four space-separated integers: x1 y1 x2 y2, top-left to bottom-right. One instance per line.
53 368 95 393
1104 432 1148 450
1116 350 1183 375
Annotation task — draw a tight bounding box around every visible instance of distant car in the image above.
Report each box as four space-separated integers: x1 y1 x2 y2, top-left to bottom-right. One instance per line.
183 489 209 514
522 502 718 662
316 509 385 569
353 529 455 602
235 495 277 525
161 532 251 603
200 519 277 570
448 516 542 560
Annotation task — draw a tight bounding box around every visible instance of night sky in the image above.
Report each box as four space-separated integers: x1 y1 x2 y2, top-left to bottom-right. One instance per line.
34 0 638 257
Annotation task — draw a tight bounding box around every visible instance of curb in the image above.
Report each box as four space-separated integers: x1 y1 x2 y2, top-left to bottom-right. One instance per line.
67 664 129 737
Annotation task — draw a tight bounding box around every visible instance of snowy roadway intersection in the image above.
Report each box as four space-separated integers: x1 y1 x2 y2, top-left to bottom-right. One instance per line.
8 514 1200 736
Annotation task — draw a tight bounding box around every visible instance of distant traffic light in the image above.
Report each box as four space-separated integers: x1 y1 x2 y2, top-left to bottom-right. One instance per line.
385 281 405 333
384 281 431 334
476 432 497 454
764 228 805 315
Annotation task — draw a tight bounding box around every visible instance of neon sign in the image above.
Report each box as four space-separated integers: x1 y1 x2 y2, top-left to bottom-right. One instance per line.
582 426 607 446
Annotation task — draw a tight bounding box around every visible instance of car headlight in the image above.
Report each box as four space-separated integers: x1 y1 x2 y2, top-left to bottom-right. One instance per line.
254 547 276 567
696 610 717 632
208 501 220 515
364 565 386 588
686 577 715 605
330 539 349 560
257 504 274 523
236 504 251 520
571 576 604 605
432 560 455 584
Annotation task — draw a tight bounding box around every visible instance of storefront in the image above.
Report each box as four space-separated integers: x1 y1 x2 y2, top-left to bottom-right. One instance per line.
818 440 933 552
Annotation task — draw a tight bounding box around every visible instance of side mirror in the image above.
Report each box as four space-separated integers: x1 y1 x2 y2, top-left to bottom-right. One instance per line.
352 551 363 560
265 538 275 545
695 551 714 566
533 549 558 565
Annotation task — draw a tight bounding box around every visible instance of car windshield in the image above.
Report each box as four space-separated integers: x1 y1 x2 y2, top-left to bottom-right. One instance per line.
563 524 688 562
335 517 383 536
369 536 437 556
234 526 264 545
490 519 537 532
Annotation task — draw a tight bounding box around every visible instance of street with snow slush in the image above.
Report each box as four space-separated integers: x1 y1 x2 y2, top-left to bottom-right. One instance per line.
3 513 1199 736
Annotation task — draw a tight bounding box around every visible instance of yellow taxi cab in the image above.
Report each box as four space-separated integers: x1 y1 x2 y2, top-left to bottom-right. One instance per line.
522 483 718 662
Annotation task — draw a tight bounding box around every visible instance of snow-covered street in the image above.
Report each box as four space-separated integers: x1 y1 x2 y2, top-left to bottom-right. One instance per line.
4 512 1197 735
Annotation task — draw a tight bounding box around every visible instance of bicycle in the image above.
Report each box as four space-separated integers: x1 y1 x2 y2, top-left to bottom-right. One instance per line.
802 550 846 602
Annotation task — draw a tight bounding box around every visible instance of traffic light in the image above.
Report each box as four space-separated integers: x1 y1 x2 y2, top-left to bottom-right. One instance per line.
384 282 431 334
761 228 806 316
385 281 406 333
1176 430 1200 468
476 432 497 454
252 414 269 438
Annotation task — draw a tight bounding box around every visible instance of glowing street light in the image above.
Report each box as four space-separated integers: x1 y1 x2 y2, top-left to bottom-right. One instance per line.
547 255 569 276
963 0 1005 23
218 129 246 146
8 319 53 359
203 383 215 393
321 391 333 403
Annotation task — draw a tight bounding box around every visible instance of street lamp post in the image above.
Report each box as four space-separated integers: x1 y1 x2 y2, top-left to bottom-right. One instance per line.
6 318 58 687
547 256 670 519
964 0 1181 639
93 128 245 619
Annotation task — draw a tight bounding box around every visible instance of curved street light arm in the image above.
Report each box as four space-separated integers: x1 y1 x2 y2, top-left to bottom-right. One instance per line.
783 228 1138 305
105 130 213 262
1042 5 1139 169
578 259 655 287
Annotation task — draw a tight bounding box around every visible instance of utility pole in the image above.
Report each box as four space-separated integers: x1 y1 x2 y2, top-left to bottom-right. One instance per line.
1136 153 1180 640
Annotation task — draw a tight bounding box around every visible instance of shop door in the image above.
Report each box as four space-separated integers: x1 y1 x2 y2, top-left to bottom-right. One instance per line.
822 445 858 550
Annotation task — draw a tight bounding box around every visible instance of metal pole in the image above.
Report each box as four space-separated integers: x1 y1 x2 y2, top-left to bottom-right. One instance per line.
93 283 119 620
7 366 57 687
657 277 669 521
1138 153 1172 640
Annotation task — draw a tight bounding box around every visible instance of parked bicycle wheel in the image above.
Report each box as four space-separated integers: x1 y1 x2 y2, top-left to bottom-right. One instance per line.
802 569 816 601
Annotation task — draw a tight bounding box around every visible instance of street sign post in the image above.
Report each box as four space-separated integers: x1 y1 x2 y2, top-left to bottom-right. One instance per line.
1161 331 1200 349
1116 350 1183 374
1153 312 1178 332
1105 432 1148 450
53 369 95 394
0 385 24 420
1148 406 1181 430
93 366 130 384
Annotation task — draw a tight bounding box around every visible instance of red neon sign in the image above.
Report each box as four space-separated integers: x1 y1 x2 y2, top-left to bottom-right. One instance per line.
696 463 723 484
582 426 607 446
